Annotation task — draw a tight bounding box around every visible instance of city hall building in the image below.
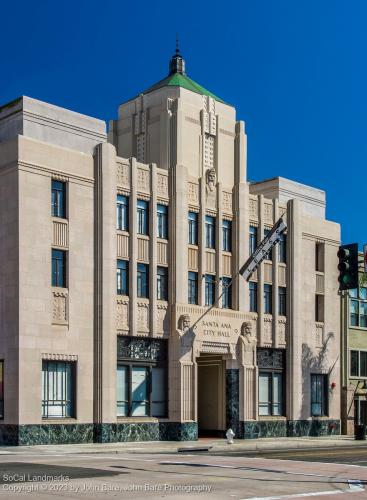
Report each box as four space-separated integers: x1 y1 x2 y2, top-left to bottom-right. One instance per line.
0 49 341 445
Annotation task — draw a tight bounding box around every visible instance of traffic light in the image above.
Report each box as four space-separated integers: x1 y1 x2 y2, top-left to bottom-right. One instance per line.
337 243 359 291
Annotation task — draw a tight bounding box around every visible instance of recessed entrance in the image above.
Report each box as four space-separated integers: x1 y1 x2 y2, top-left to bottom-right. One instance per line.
197 354 226 437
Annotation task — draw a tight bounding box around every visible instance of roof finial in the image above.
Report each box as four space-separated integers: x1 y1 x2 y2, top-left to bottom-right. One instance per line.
169 34 186 75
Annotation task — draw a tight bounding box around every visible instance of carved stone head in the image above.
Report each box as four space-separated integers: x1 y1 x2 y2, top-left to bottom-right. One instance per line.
178 314 191 332
241 321 253 337
206 168 216 192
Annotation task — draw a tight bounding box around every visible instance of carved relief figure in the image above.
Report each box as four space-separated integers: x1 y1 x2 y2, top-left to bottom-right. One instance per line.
206 167 216 192
239 321 257 366
178 314 191 333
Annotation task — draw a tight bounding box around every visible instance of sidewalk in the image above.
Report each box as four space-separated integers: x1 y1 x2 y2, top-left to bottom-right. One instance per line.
0 434 365 455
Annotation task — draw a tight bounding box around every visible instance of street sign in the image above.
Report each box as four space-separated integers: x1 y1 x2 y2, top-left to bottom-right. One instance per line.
239 217 287 281
364 244 367 273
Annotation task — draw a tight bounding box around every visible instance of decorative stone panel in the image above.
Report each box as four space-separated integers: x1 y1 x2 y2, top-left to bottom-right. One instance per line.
316 273 324 294
315 322 324 348
157 241 168 265
188 182 199 205
278 319 287 346
182 364 194 421
222 254 232 276
52 289 68 325
117 233 129 259
264 262 273 283
52 220 68 248
157 173 169 198
264 202 274 224
188 247 198 270
137 168 150 193
205 250 216 274
117 297 129 332
263 317 272 345
42 353 77 361
117 162 130 188
137 237 149 262
278 265 287 286
137 301 149 334
249 196 258 220
222 191 232 213
156 303 169 334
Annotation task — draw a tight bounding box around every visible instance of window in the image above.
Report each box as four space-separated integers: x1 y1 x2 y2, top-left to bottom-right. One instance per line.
42 361 75 418
205 215 216 249
117 260 129 296
259 373 284 416
249 282 258 312
137 263 149 298
315 294 324 322
52 249 67 288
350 350 367 377
264 228 273 260
222 277 232 309
117 195 129 231
188 272 198 305
137 200 149 235
264 284 272 314
157 204 168 239
349 288 367 328
0 361 3 419
222 220 232 252
278 287 286 316
205 274 216 306
157 266 168 301
311 374 328 417
249 226 257 256
258 348 285 417
51 180 66 218
188 212 198 245
278 234 287 263
117 336 168 417
315 242 325 272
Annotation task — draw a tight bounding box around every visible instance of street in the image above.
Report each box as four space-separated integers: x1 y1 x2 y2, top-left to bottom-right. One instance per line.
0 447 366 499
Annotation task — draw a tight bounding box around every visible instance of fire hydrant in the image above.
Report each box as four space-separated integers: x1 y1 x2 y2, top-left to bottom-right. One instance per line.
226 428 235 444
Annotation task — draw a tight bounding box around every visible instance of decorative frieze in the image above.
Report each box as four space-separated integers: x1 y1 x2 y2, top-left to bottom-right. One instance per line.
52 220 68 248
137 237 149 262
278 319 287 346
117 162 130 188
222 254 232 276
52 289 68 325
263 317 272 344
117 335 167 362
257 347 285 369
264 202 273 224
188 247 198 271
205 250 216 274
157 241 168 265
137 168 150 192
315 323 324 348
116 297 129 331
41 353 77 361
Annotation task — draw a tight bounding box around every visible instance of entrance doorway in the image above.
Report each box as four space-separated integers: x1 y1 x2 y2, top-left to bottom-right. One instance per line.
197 354 225 437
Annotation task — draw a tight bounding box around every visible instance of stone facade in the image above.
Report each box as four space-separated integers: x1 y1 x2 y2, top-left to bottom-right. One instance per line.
0 51 341 444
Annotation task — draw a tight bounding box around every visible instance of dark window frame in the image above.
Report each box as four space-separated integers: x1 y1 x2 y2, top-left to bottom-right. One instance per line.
350 350 367 378
137 199 149 236
222 277 232 309
188 211 198 245
52 249 67 288
157 266 168 301
258 371 285 417
205 215 216 249
51 180 66 219
188 272 198 305
264 284 272 314
311 373 329 417
137 263 149 298
278 233 287 263
222 220 232 252
249 226 257 256
249 281 258 313
117 194 129 232
157 204 168 239
278 286 287 316
205 274 216 306
117 259 129 296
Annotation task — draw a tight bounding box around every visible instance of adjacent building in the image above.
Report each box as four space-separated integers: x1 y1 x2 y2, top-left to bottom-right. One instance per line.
341 257 367 435
0 48 341 445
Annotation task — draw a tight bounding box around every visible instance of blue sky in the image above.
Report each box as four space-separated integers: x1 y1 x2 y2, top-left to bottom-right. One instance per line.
1 0 365 246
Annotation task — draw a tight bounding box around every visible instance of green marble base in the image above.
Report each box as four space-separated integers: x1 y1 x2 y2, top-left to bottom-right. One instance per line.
241 419 341 439
0 422 198 446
